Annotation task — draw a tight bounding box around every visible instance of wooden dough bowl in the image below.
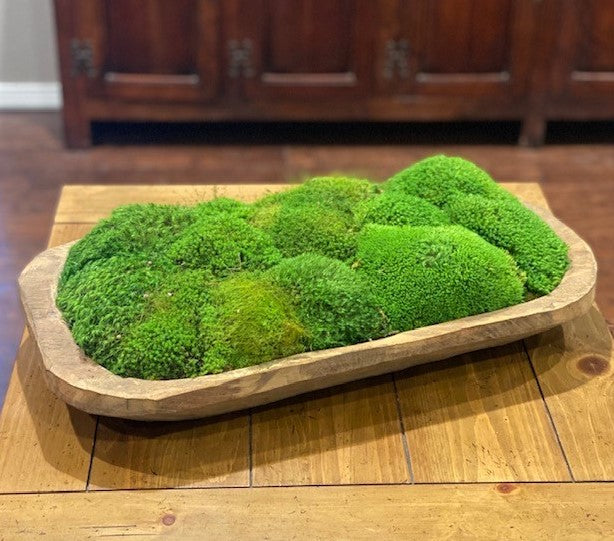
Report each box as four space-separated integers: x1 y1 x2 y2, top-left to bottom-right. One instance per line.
19 204 597 421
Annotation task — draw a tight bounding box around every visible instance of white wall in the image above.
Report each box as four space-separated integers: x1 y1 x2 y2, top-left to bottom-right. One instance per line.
0 0 61 108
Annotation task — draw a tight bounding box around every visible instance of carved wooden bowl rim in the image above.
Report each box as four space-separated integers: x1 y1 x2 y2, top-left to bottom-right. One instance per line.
18 203 597 420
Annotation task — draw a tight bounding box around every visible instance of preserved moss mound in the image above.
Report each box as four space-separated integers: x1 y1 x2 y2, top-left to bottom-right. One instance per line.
57 156 569 380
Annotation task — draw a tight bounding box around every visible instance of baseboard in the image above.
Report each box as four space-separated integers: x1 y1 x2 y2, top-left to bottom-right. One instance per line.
0 82 62 110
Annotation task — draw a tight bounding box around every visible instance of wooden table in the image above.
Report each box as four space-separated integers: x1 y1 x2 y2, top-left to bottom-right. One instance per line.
0 184 612 539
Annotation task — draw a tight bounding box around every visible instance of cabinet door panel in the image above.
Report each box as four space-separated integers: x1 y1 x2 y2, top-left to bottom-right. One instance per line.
555 0 614 99
74 0 219 101
224 0 374 99
380 0 537 98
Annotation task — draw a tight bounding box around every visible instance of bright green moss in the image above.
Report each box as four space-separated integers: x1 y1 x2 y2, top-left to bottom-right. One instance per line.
167 214 282 276
355 191 450 227
356 225 526 332
60 204 194 282
386 155 512 207
446 194 569 295
266 254 388 350
203 275 307 370
56 158 571 380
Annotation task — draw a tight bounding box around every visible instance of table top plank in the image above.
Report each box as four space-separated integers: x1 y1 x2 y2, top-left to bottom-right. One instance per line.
0 225 99 493
55 184 289 223
1 484 612 540
395 342 571 482
525 306 614 481
88 413 250 489
251 376 410 486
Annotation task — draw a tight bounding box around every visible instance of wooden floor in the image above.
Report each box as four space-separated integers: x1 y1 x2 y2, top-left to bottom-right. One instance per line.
0 112 613 406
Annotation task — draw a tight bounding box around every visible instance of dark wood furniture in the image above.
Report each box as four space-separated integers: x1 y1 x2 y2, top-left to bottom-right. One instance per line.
54 0 614 147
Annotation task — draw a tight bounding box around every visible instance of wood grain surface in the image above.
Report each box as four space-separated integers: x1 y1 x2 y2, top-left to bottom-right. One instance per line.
0 225 97 493
525 306 614 481
251 376 410 486
396 342 571 482
1 484 613 539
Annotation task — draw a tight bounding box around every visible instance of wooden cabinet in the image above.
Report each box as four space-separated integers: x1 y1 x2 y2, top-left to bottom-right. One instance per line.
54 0 614 147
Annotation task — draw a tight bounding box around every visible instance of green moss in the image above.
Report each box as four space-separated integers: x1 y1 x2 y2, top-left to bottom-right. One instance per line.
266 254 388 350
356 225 526 332
56 255 168 369
445 194 569 295
386 155 512 207
355 191 450 227
56 158 571 380
250 176 376 259
194 197 251 220
60 204 194 282
267 203 358 259
203 274 307 370
167 214 282 276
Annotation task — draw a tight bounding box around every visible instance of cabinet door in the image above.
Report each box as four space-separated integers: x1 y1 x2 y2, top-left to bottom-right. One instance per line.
378 0 537 98
72 0 219 101
222 0 375 99
551 0 614 100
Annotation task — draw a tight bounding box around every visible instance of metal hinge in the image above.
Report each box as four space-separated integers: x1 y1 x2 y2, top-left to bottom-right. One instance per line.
383 39 409 80
70 39 97 78
228 39 255 79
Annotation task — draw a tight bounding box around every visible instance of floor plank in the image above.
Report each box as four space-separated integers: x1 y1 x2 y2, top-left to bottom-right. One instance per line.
1 484 612 540
525 306 614 481
251 376 410 486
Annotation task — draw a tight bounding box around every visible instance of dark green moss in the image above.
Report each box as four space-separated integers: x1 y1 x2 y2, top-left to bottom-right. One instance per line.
356 225 526 332
167 214 282 276
386 155 512 207
266 254 388 350
355 191 450 227
445 194 569 295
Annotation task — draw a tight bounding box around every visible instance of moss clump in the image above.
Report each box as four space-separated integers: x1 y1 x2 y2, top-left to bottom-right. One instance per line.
446 194 569 295
386 155 512 207
193 197 251 220
250 176 377 260
355 191 450 227
56 255 168 369
266 254 388 350
356 225 526 332
203 275 307 370
167 214 282 276
60 204 194 282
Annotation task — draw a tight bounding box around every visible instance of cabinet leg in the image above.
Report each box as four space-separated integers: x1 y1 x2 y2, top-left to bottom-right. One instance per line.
63 117 92 149
519 115 546 147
